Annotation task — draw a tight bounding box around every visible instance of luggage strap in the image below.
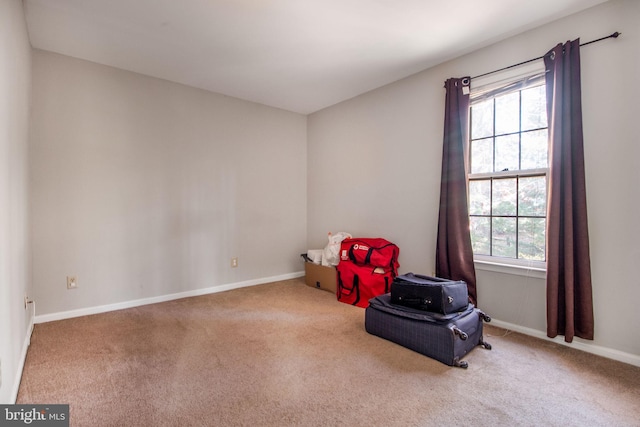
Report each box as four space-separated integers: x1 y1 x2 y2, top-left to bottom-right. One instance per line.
348 243 398 268
337 272 361 306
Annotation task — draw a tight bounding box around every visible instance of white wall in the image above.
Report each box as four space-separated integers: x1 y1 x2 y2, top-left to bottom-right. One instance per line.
0 0 32 403
30 51 307 316
308 0 640 360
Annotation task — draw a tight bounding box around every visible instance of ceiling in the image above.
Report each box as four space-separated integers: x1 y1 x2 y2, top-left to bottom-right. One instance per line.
24 0 608 114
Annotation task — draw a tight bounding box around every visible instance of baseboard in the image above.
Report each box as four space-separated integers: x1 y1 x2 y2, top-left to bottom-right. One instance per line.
490 319 640 368
11 311 34 403
35 271 305 324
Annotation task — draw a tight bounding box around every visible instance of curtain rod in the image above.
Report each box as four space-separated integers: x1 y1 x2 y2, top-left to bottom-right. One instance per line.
471 31 621 80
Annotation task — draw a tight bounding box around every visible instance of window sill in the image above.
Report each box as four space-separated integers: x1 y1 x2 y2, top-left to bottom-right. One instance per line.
474 258 546 279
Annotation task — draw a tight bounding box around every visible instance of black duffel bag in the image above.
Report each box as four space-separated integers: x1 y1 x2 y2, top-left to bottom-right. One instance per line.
390 273 469 315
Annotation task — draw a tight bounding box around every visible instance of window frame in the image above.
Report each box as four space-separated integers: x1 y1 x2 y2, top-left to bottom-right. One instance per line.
468 75 549 273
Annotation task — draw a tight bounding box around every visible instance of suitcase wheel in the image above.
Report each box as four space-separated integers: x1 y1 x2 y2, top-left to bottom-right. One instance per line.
453 327 468 340
479 311 491 323
454 359 469 369
480 338 492 350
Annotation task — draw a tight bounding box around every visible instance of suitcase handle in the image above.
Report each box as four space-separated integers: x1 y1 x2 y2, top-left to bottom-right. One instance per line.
396 296 432 306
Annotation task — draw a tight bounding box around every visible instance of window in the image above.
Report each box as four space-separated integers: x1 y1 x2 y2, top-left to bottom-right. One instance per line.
468 82 548 267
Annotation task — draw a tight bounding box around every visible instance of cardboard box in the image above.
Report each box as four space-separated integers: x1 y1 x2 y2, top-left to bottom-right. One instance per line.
304 261 337 294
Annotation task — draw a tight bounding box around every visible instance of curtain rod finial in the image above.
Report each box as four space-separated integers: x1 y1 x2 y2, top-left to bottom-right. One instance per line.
612 31 621 38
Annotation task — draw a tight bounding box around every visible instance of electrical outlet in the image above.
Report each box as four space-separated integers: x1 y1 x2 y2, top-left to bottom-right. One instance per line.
231 257 238 268
67 276 78 289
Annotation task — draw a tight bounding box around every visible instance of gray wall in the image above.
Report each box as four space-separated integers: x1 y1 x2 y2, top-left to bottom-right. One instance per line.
0 0 32 403
30 51 307 316
308 0 640 359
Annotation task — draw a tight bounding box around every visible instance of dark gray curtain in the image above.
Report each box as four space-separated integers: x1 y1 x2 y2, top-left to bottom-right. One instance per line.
436 77 477 306
544 39 594 342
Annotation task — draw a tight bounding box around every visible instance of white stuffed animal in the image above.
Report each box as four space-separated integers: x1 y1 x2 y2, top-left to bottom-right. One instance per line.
322 231 352 266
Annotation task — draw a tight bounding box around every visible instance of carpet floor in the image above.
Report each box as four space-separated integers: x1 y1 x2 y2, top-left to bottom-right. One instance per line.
17 278 640 426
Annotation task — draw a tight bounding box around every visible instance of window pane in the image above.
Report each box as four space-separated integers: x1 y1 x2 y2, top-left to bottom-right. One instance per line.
471 138 493 174
519 176 547 216
494 134 519 172
518 218 546 260
470 217 490 255
469 82 548 263
471 100 493 139
492 178 516 216
521 129 548 170
492 217 516 258
469 180 491 215
495 92 520 135
521 85 547 131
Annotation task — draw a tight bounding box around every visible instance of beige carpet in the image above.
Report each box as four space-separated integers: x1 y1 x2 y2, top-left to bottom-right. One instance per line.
18 278 640 426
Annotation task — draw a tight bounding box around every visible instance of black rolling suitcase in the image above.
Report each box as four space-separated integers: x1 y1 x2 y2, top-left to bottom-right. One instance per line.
365 294 491 368
391 273 469 315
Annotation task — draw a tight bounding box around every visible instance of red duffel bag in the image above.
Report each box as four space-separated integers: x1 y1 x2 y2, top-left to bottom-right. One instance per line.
337 261 394 308
339 238 399 273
